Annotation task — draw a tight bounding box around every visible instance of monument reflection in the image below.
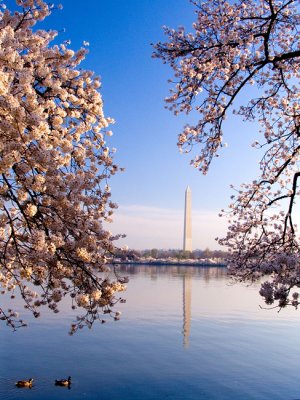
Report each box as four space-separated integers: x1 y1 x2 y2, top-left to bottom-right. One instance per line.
183 272 192 347
117 264 228 347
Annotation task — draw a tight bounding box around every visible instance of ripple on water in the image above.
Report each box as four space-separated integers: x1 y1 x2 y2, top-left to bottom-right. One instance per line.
0 377 76 400
2 266 300 400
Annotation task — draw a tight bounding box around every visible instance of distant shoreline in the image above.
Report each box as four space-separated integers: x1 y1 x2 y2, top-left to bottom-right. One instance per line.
111 260 228 267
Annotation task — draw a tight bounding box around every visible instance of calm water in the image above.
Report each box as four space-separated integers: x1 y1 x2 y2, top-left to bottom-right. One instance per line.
1 265 300 400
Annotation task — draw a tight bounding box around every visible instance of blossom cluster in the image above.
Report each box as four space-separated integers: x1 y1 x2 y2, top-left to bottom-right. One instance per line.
154 0 300 309
0 0 126 330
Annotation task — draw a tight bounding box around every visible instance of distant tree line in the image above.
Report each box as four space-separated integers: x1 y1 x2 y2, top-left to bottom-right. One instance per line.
114 248 228 261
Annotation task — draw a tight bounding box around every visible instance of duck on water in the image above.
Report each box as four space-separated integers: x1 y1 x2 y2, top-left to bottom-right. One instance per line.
55 376 71 386
16 378 33 388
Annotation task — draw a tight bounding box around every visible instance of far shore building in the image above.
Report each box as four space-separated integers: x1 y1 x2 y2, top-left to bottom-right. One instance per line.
183 186 192 252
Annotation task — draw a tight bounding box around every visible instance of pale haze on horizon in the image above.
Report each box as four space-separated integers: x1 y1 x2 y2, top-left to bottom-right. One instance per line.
6 0 265 250
109 203 228 250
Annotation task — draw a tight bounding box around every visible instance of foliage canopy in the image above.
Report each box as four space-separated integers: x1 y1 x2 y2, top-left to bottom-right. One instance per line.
154 0 300 309
0 0 126 332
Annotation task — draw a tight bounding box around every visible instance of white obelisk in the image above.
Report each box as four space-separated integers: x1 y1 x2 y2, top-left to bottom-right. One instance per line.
183 186 192 252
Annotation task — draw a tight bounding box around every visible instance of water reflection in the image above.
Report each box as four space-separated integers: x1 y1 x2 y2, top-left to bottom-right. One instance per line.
183 273 192 347
117 264 227 281
2 265 300 400
116 265 230 348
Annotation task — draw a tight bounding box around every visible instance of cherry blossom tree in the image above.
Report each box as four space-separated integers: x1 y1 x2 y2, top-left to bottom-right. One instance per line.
0 0 127 333
154 0 300 310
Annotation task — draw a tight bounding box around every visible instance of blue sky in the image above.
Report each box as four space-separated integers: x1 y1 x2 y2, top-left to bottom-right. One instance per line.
7 0 262 250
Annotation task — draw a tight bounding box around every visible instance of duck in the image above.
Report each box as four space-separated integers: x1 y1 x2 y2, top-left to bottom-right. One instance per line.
55 376 71 386
15 378 33 387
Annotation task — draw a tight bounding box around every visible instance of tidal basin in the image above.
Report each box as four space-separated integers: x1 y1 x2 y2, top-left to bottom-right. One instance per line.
1 265 300 400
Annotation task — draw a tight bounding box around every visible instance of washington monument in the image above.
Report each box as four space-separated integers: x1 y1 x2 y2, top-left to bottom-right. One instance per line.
183 186 192 252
